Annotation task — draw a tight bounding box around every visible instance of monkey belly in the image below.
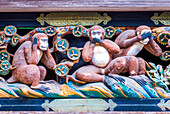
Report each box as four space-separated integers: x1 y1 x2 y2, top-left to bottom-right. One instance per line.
92 46 110 68
126 42 145 56
13 65 40 85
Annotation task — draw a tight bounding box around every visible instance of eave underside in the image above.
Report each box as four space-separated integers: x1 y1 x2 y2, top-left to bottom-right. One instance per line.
0 0 170 12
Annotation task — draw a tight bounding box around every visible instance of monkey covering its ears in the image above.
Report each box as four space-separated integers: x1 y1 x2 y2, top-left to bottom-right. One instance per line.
7 33 56 88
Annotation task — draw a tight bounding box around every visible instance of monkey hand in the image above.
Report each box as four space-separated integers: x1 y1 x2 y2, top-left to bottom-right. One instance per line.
33 37 37 45
148 33 153 41
91 38 103 43
9 65 16 70
140 31 152 40
32 37 37 51
65 75 86 84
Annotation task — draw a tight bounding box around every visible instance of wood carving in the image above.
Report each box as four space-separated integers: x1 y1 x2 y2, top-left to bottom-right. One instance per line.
7 33 56 88
75 25 145 85
0 25 168 99
114 25 162 75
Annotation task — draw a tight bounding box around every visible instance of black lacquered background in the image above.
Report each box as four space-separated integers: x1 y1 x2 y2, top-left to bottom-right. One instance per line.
1 12 168 83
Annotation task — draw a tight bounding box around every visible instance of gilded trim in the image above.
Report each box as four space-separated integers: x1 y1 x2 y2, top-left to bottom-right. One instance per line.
36 12 111 26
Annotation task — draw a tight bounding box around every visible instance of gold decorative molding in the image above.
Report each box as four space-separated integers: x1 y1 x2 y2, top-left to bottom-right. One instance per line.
151 12 170 25
157 99 170 111
36 12 111 26
41 99 117 112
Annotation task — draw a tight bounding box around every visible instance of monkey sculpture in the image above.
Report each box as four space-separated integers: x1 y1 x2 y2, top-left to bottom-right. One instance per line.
114 25 162 75
75 25 142 83
7 33 56 88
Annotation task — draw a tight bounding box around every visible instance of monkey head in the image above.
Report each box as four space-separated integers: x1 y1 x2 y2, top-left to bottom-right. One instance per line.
32 33 49 51
88 25 105 42
136 25 152 45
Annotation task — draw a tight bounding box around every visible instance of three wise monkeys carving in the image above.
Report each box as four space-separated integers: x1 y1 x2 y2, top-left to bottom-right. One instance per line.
7 25 162 88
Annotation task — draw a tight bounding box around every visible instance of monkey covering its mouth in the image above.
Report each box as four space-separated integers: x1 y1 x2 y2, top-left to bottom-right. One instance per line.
91 30 103 43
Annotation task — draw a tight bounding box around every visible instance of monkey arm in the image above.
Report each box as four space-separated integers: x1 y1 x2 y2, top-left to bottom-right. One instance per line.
19 34 30 44
82 41 95 62
41 48 56 69
24 41 38 65
21 28 46 43
117 36 139 48
115 30 139 48
100 39 120 54
144 40 162 56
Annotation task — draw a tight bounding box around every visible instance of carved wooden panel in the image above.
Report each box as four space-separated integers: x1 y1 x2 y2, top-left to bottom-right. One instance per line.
0 0 170 12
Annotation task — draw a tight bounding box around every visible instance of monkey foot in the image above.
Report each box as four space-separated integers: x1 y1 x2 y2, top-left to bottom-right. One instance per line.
7 76 18 83
30 84 41 89
66 75 86 84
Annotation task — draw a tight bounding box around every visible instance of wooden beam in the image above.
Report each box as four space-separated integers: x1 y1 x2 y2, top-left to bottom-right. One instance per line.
0 7 170 12
0 0 170 12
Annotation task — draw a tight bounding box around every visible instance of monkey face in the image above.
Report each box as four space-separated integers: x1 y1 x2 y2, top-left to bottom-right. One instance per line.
32 33 49 51
88 25 105 41
39 37 49 51
140 29 151 44
140 38 149 45
91 30 103 40
137 29 151 45
136 25 152 45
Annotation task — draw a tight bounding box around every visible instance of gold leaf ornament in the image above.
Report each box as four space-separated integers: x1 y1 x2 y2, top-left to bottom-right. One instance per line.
36 12 112 26
37 13 45 25
151 12 170 25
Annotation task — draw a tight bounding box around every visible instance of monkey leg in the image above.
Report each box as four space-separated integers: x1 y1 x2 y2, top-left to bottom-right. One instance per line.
7 75 18 83
137 57 146 75
76 65 105 83
123 56 139 76
105 57 126 75
10 65 41 88
38 65 47 81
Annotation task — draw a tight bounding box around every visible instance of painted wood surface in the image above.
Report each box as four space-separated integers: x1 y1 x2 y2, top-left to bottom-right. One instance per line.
0 98 169 112
0 12 167 27
0 0 170 12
